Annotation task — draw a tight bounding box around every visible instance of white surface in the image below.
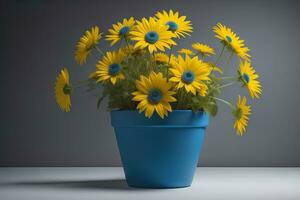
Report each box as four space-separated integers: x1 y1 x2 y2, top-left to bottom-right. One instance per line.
0 167 299 200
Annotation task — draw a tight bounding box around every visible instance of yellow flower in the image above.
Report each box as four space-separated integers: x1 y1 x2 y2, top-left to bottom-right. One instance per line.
106 17 135 46
233 96 251 135
178 48 194 56
169 55 210 96
92 50 126 85
153 52 176 65
192 43 215 56
54 68 72 112
132 72 177 119
119 45 145 56
155 10 193 38
238 61 262 99
153 52 169 63
213 23 250 61
131 17 176 53
207 62 223 74
75 26 102 65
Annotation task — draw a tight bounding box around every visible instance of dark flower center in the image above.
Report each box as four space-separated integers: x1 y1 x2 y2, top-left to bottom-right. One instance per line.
148 88 163 104
108 63 121 76
182 71 195 84
235 108 243 120
243 73 250 83
63 84 72 95
226 36 232 43
145 31 159 44
119 26 130 36
166 21 178 31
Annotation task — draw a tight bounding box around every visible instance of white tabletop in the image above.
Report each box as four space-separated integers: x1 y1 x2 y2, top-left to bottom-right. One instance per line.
0 167 299 200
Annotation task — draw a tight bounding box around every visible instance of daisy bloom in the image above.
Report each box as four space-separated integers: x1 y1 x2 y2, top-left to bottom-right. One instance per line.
154 52 169 63
207 62 223 74
75 26 102 65
106 17 135 46
192 43 215 56
238 61 262 99
92 50 126 85
154 52 177 66
169 55 211 96
131 17 176 53
132 72 177 119
233 96 251 135
119 45 145 56
213 23 250 61
54 68 72 112
178 48 194 56
155 10 193 38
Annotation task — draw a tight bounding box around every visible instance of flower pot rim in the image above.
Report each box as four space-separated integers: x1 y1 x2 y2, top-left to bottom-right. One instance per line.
111 110 209 128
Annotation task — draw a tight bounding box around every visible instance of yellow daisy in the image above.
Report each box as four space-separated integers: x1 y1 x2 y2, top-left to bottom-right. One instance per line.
213 23 250 61
106 17 135 46
233 96 251 135
75 26 102 65
54 68 72 112
154 52 169 63
192 43 215 56
119 45 145 56
178 48 194 56
155 10 193 38
153 52 176 66
131 17 176 53
132 72 177 119
169 55 210 96
207 62 223 74
238 61 262 99
92 50 126 85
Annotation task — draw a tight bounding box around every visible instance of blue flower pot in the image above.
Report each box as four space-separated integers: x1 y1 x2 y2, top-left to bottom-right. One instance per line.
111 110 209 188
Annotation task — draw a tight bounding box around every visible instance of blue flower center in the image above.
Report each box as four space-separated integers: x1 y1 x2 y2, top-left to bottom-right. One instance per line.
243 73 250 83
148 89 163 104
166 21 178 31
63 84 72 95
108 63 121 76
145 31 159 44
226 36 232 43
119 26 130 36
182 71 195 84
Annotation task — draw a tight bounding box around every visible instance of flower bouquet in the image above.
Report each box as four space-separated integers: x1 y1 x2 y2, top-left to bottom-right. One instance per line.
54 10 262 188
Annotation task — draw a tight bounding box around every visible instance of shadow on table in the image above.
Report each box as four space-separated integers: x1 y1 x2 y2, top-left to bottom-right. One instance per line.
3 179 149 191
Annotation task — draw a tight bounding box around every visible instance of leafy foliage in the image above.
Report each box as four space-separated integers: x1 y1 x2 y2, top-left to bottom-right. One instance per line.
88 48 224 116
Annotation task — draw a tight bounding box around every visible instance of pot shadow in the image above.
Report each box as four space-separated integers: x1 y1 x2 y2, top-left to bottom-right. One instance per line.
3 179 148 191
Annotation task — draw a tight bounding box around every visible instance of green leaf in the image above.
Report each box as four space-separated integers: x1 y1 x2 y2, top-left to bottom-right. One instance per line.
205 102 218 117
97 95 106 110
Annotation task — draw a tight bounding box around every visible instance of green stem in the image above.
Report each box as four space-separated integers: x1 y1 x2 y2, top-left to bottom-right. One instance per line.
223 51 233 75
167 45 174 80
125 37 130 50
72 79 90 88
214 44 225 66
147 52 152 72
176 89 185 109
195 52 205 60
168 45 174 64
212 97 235 110
195 51 201 57
211 44 225 73
94 46 104 56
218 82 236 89
220 76 236 80
152 52 156 70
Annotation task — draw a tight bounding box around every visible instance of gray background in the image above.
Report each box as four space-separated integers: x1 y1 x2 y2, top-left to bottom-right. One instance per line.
0 0 299 167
